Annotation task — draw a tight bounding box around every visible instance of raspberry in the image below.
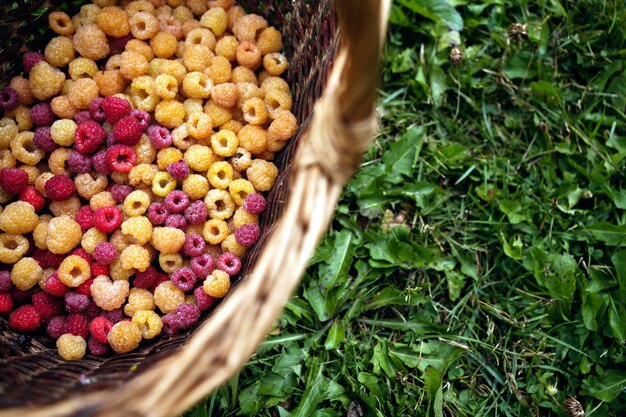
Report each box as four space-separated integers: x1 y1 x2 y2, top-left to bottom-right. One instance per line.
147 124 173 148
44 273 69 297
221 233 245 258
29 61 66 101
166 159 189 180
65 313 90 338
217 252 241 275
203 218 228 245
163 190 189 214
56 333 86 361
147 202 169 225
103 96 132 125
89 316 113 343
32 291 63 320
257 27 283 55
130 109 151 131
73 24 110 61
190 254 215 279
46 315 67 339
88 338 110 356
207 162 232 191
100 308 124 324
76 278 94 296
65 292 90 314
75 121 107 154
106 144 137 172
166 214 187 230
0 271 12 292
124 287 155 317
120 244 150 271
154 280 185 314
75 206 95 232
120 50 150 80
169 302 200 330
93 242 118 265
0 168 28 195
43 175 76 202
10 287 34 305
9 305 41 332
171 267 197 292
132 309 162 339
68 151 92 173
96 6 130 37
203 269 230 298
154 99 185 128
67 78 99 110
94 206 123 234
184 200 207 225
121 216 153 245
160 313 179 335
58 255 91 288
91 275 129 311
92 151 113 175
89 97 106 123
0 292 13 314
108 320 142 353
243 193 266 215
152 171 177 197
235 223 260 248
0 202 38 236
109 184 134 203
131 267 156 290
33 127 59 153
90 263 109 278
74 111 93 125
30 103 55 126
183 234 205 257
193 286 216 312
0 87 19 111
182 174 209 201
23 52 46 74
114 115 143 146
71 248 93 263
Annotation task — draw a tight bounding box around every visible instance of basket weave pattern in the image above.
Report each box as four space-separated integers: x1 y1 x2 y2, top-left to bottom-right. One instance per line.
0 1 389 415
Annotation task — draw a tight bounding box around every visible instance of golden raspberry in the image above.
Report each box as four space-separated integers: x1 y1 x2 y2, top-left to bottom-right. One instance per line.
183 98 203 116
203 269 230 298
49 11 75 36
232 13 267 42
182 19 201 36
45 36 76 68
182 174 209 200
73 24 110 60
92 275 130 311
227 5 245 31
0 150 16 170
126 39 155 62
68 78 99 110
58 255 91 288
150 31 178 58
0 118 18 149
5 106 32 133
211 83 238 108
206 55 232 84
75 172 108 200
265 89 293 118
182 144 211 171
121 216 153 245
132 310 162 339
9 76 34 106
154 280 185 313
130 11 160 40
131 75 160 112
260 76 289 95
182 44 212 72
228 178 255 206
10 257 42 291
231 66 257 84
182 71 213 99
35 172 54 196
110 257 134 280
204 188 234 220
206 161 231 189
151 171 177 197
120 50 150 80
172 125 196 150
159 252 182 273
257 70 271 85
269 110 297 142
135 134 158 164
155 99 185 128
120 244 151 272
33 217 49 250
50 196 81 218
203 218 228 245
20 165 39 185
185 27 216 49
221 232 245 257
237 124 267 155
81 227 107 254
186 0 208 16
29 61 65 101
242 97 268 125
0 201 38 234
263 52 288 76
154 73 179 99
200 7 227 36
47 215 82 254
126 0 155 15
220 120 243 135
68 57 98 80
186 112 213 139
0 234 29 264
108 321 142 354
124 288 155 317
247 159 278 192
236 41 261 70
204 100 232 127
257 27 283 55
156 147 183 169
57 334 86 361
11 131 43 165
48 148 72 175
233 206 258 228
160 59 187 83
128 164 157 190
151 227 185 254
50 119 77 147
209 0 235 9
74 4 102 26
89 191 116 211
96 6 130 37
51 95 78 119
94 70 127 96
210 129 238 157
215 35 239 61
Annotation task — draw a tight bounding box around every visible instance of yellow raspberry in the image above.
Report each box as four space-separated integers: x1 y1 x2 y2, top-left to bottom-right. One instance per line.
108 321 142 354
151 32 178 58
128 163 158 189
0 201 38 234
159 253 183 273
171 125 195 150
0 118 18 149
257 27 283 55
124 288 155 317
228 178 255 206
56 334 86 361
230 66 257 84
210 82 238 108
7 105 33 132
215 35 239 60
11 257 42 291
51 95 79 119
155 99 185 128
207 161 233 189
81 227 107 254
182 71 213 99
154 281 185 314
242 96 269 125
132 310 163 339
269 110 298 142
96 6 131 37
205 55 232 84
121 217 153 245
73 24 110 61
203 218 229 245
186 112 213 139
121 244 151 272
120 50 149 80
151 227 186 254
0 150 16 170
75 172 108 200
91 275 130 310
204 100 233 127
233 206 258 228
221 232 246 257
11 131 44 165
204 188 235 220
29 61 66 101
47 215 82 254
94 70 127 96
110 258 134 281
58 255 91 287
182 44 212 72
89 191 116 211
160 59 187 84
151 171 177 197
131 75 160 112
211 129 239 157
156 147 183 170
68 78 99 110
45 36 76 68
182 174 209 200
247 159 278 191
0 234 29 264
183 144 212 171
49 11 75 36
124 190 151 216
33 217 50 250
50 119 77 147
154 73 179 99
200 7 228 36
237 124 267 155
50 196 81 219
203 269 230 298
185 28 216 50
135 134 157 164
48 148 72 175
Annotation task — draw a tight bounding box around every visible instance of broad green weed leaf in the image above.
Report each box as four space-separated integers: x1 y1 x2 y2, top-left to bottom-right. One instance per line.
396 0 463 31
383 127 423 177
582 370 626 402
424 366 444 417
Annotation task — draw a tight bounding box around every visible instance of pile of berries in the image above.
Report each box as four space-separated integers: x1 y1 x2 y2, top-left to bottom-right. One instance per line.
0 0 296 361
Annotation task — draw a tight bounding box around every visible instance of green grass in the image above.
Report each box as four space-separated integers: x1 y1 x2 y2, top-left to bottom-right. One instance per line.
186 0 626 416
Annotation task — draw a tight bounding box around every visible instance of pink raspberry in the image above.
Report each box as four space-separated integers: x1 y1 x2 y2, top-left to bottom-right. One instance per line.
113 115 143 146
166 160 189 180
217 252 241 275
92 150 113 175
0 168 28 195
46 315 67 339
89 316 113 343
243 193 267 215
75 121 107 155
74 110 93 125
90 264 109 278
235 223 261 248
102 96 131 125
44 175 76 201
0 87 19 111
100 308 124 324
32 291 63 321
30 102 55 126
171 267 196 292
184 200 207 224
9 305 41 332
183 234 205 257
0 271 12 292
106 144 137 172
171 303 200 329
0 292 13 314
161 313 180 335
165 214 187 230
22 51 46 73
89 97 106 123
147 202 169 225
146 124 172 148
75 205 95 232
93 242 118 265
34 126 59 152
130 109 151 131
164 190 190 213
133 266 157 289
88 338 110 356
65 313 90 339
19 186 45 212
190 254 214 279
193 286 216 312
108 184 133 203
76 278 94 296
68 151 92 173
45 273 70 297
94 206 122 234
65 292 90 314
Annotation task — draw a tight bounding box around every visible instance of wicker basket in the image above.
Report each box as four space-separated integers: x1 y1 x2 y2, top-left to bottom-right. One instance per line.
0 1 389 416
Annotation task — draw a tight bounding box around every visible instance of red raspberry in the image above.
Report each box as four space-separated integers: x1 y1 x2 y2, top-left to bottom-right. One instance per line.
183 234 205 257
88 337 110 356
75 121 107 155
44 175 76 201
83 300 101 320
102 96 131 125
235 223 260 248
11 287 34 304
75 205 95 232
243 193 267 215
72 248 94 264
34 126 59 153
133 266 157 289
33 249 64 269
0 292 13 314
91 263 110 277
76 278 93 296
217 252 241 275
0 168 28 195
94 206 122 233
32 291 63 321
113 115 143 146
9 305 41 332
89 97 106 123
190 254 214 279
148 272 170 293
23 51 46 73
45 273 70 297
89 316 113 344
166 159 189 180
65 313 90 338
193 286 216 312
106 144 137 172
46 315 67 339
19 186 46 212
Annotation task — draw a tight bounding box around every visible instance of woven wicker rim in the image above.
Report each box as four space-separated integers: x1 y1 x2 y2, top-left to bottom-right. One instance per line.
0 1 390 415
